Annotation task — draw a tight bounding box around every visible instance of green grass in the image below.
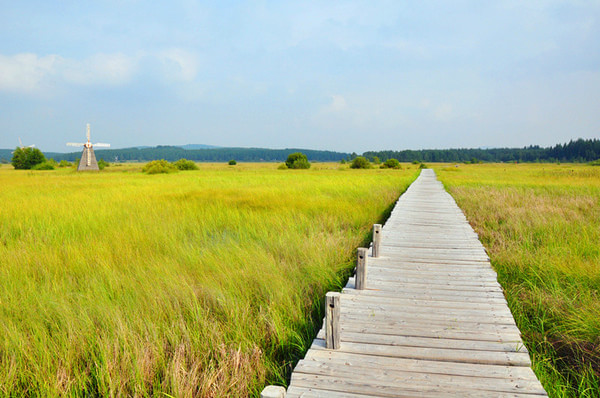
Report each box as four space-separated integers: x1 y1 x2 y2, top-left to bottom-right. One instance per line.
0 162 418 397
435 163 600 397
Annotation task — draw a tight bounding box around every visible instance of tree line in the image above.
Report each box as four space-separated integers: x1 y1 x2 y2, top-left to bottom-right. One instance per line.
2 139 599 165
45 146 349 163
363 139 600 163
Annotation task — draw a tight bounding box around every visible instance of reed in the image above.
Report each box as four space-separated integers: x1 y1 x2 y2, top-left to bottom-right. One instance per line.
436 163 600 397
0 163 417 397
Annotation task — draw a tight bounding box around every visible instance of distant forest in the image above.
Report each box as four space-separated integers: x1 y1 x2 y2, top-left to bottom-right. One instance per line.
364 139 600 163
46 146 348 163
0 138 598 164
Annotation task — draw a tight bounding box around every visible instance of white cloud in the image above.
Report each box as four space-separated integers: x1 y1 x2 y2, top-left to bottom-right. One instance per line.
63 53 138 86
156 49 199 82
325 94 348 113
0 53 60 93
0 50 202 96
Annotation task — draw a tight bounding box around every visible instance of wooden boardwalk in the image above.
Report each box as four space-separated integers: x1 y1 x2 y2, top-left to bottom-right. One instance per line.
265 169 547 397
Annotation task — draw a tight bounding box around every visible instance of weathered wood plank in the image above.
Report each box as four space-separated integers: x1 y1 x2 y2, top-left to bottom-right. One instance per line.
293 359 546 395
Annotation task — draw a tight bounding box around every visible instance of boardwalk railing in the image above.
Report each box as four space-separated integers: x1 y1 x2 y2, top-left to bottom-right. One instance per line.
262 169 547 398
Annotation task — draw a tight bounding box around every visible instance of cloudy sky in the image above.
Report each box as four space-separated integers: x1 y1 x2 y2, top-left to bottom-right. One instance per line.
1 1 599 153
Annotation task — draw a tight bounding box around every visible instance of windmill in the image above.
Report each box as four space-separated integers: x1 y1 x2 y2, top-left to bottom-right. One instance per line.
12 138 35 153
67 124 110 171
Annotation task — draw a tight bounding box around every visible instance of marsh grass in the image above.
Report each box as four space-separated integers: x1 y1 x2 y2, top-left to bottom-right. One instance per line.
0 163 417 397
436 163 600 397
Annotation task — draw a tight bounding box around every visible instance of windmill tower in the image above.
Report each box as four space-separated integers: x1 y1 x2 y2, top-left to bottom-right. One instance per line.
67 124 110 171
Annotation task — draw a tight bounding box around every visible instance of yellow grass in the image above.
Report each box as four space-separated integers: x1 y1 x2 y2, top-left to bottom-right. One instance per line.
435 163 600 397
0 162 418 397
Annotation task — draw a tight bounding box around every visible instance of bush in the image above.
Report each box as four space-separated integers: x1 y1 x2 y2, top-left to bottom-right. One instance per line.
277 163 288 170
340 159 346 164
142 160 178 174
31 161 55 170
419 163 428 169
11 147 46 169
589 159 600 166
228 159 237 165
373 156 381 165
285 152 311 169
380 158 401 169
411 160 420 165
173 159 199 170
350 156 371 169
98 158 109 170
58 160 72 168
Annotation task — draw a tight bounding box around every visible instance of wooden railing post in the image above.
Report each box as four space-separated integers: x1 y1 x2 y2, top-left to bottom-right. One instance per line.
325 292 341 350
372 224 382 257
355 248 368 290
260 385 286 398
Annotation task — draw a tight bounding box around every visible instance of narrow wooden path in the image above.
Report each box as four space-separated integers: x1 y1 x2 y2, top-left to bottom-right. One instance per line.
264 169 547 397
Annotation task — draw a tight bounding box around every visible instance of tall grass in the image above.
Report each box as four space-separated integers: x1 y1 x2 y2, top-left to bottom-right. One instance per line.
0 163 417 397
436 163 600 397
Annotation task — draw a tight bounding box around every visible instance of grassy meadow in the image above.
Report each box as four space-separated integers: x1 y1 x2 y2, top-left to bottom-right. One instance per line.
0 162 418 397
435 163 600 398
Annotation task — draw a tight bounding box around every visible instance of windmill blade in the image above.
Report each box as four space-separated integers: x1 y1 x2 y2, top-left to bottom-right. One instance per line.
66 142 84 147
93 143 111 147
19 138 23 147
27 144 35 148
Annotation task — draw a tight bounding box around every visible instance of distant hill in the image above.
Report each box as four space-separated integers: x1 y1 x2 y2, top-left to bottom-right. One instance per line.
178 144 220 150
40 146 349 163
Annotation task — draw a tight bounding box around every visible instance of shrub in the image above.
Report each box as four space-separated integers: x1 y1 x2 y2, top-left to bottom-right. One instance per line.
11 147 46 169
285 152 311 169
419 163 428 169
340 159 346 164
31 161 55 170
411 160 420 165
350 156 371 169
58 160 72 168
380 158 401 169
142 160 178 174
277 163 288 170
589 159 600 166
228 159 237 165
372 156 381 165
98 158 109 170
173 159 199 170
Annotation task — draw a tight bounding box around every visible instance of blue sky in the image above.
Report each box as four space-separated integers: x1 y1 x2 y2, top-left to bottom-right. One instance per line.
1 1 599 153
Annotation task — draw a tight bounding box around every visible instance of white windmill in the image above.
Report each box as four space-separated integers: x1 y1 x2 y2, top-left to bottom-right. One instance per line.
18 138 35 149
12 138 35 153
67 124 110 171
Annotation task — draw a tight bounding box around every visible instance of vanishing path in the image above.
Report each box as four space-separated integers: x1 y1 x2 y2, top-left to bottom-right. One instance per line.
269 169 546 397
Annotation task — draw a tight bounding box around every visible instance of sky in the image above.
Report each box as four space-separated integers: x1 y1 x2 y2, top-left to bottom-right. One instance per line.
0 1 599 153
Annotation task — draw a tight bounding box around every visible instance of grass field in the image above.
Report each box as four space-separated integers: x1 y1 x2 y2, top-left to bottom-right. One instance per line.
0 162 418 397
435 163 600 398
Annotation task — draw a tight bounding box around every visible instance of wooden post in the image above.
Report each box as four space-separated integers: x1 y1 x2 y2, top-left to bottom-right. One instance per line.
355 248 368 290
260 386 286 398
372 224 382 257
325 292 341 350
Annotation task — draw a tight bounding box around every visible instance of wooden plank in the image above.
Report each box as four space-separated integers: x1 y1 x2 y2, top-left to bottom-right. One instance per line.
304 350 538 380
290 374 546 398
309 339 532 367
314 330 528 353
293 360 546 395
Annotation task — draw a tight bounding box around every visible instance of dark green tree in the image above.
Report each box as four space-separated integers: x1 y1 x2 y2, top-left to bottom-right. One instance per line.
11 147 46 169
350 156 371 169
285 152 311 169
